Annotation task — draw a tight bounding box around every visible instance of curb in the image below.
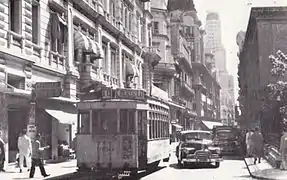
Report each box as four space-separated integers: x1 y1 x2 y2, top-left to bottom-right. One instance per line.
243 158 277 180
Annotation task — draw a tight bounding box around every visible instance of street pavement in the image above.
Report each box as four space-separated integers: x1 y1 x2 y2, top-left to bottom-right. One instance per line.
136 153 255 180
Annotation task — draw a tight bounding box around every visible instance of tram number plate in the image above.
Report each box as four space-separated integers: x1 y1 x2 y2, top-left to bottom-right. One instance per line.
118 171 131 179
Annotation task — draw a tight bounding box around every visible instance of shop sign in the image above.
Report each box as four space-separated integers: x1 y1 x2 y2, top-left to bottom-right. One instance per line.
34 82 62 98
102 88 146 101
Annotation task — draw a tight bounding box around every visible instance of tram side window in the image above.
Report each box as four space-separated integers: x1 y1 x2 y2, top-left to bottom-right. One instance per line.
78 111 90 134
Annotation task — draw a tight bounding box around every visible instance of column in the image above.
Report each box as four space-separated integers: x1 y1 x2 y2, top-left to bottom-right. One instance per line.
27 91 36 139
118 40 123 88
107 42 111 77
67 2 76 74
97 24 103 78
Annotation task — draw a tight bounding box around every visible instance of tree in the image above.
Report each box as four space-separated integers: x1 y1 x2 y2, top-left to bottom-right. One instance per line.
261 50 287 133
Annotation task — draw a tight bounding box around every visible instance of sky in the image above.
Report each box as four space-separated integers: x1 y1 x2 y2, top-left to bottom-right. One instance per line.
193 0 287 104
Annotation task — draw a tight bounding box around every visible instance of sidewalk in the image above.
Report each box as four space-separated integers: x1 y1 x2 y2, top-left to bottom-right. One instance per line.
244 157 287 180
0 160 77 180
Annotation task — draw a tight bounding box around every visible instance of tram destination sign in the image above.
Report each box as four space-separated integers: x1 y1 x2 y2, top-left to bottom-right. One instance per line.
34 81 62 98
102 88 146 101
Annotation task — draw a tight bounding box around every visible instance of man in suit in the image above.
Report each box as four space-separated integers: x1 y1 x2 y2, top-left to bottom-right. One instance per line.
29 133 50 178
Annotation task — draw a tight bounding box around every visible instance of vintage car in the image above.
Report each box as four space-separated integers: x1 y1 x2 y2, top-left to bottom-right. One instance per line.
212 126 241 155
175 130 222 168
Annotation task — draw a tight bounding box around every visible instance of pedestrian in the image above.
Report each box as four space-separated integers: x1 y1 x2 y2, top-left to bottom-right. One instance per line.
29 133 50 178
251 127 264 164
18 129 32 173
0 130 5 172
280 131 287 170
245 129 254 157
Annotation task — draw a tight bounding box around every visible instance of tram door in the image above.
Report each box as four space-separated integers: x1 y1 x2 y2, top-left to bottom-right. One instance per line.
137 110 147 168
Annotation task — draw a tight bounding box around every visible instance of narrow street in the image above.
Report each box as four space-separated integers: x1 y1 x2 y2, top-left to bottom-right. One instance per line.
137 153 254 180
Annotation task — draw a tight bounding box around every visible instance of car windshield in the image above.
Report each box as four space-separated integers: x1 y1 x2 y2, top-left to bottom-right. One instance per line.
215 130 237 139
182 132 212 141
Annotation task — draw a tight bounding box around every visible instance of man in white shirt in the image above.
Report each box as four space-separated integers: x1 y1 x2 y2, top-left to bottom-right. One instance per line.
17 129 32 173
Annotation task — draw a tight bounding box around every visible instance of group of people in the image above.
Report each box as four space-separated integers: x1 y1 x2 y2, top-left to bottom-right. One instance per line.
0 129 50 178
245 126 264 164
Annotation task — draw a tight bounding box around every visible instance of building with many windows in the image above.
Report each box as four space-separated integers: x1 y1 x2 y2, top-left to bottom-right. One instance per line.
150 0 221 135
0 0 160 164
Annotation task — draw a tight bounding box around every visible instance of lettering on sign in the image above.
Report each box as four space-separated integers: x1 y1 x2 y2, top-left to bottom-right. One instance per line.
34 82 62 98
101 88 146 101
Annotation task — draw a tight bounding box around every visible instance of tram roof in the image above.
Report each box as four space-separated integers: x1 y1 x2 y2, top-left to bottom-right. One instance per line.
180 130 211 134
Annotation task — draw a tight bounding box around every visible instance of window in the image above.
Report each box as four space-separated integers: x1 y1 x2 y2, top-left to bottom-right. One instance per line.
128 12 132 31
78 111 90 134
9 0 22 33
96 110 117 134
111 48 117 76
120 110 135 134
102 43 108 73
110 1 115 17
122 52 126 81
124 8 128 29
7 74 25 90
32 1 40 44
50 11 66 54
152 22 159 34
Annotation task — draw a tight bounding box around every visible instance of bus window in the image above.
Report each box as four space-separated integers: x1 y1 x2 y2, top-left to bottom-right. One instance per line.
78 111 90 134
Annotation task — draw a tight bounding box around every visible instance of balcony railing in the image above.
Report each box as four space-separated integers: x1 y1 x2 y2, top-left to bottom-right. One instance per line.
171 96 186 107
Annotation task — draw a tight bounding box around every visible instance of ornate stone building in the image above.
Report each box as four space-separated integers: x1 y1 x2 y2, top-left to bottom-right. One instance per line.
0 0 157 163
150 0 221 133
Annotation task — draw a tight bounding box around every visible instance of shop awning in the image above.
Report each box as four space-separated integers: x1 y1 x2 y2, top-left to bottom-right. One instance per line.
126 61 136 77
202 121 223 130
45 109 77 125
74 31 90 51
87 37 104 58
172 124 183 129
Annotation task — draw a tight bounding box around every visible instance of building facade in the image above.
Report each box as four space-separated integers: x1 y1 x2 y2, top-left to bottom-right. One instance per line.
204 12 235 124
238 7 287 143
0 0 158 163
150 0 221 134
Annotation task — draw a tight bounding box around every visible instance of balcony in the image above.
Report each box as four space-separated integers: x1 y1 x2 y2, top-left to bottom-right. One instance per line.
193 77 207 91
154 62 176 75
144 47 161 67
182 81 195 95
171 96 186 107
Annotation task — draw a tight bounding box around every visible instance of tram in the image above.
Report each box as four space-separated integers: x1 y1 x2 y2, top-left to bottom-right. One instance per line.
76 87 170 176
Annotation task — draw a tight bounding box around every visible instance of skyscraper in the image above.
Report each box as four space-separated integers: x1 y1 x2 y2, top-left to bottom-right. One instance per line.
204 12 235 124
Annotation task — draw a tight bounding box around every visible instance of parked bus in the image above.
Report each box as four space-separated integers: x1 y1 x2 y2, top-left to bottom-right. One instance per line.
75 87 170 178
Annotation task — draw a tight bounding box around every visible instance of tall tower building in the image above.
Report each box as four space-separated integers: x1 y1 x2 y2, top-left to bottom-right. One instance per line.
204 12 235 124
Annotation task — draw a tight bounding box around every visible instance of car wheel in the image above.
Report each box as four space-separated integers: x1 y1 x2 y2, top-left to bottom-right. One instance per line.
215 162 220 168
177 159 183 168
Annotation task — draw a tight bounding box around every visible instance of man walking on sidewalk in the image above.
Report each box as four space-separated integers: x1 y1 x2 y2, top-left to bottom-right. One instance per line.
246 129 254 157
0 130 5 172
251 127 264 164
280 131 287 170
18 129 32 173
29 133 50 178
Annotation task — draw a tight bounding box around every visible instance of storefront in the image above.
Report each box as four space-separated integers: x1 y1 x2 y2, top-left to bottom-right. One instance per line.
35 97 77 160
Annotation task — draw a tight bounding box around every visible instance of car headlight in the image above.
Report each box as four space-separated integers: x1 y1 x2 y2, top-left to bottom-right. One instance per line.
215 148 221 154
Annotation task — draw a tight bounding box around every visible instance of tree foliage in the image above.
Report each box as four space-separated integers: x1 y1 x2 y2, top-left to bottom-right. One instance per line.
263 50 287 130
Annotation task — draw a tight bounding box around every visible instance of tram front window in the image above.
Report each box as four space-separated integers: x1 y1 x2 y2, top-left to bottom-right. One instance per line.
120 110 135 134
78 111 90 134
92 110 117 134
